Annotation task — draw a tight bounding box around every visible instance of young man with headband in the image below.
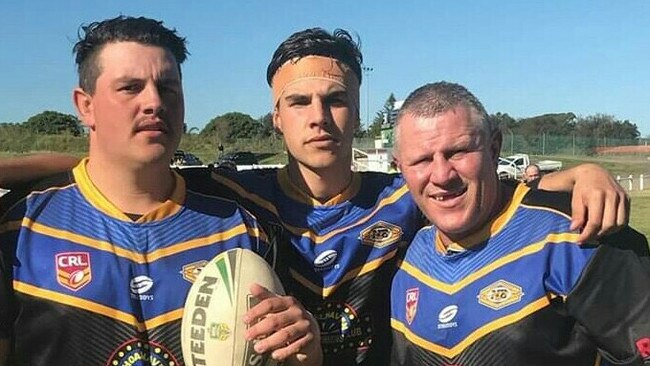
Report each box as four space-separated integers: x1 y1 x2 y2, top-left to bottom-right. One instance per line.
201 28 631 366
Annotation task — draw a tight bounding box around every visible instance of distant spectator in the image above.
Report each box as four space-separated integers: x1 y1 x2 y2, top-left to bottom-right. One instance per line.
524 163 541 185
218 143 224 158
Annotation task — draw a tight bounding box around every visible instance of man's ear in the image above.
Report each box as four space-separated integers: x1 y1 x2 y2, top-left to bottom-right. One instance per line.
73 88 95 130
272 107 283 135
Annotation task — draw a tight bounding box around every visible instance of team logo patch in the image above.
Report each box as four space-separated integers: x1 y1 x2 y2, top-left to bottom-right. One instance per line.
437 305 459 329
180 260 208 283
209 323 231 341
55 252 91 291
313 249 338 270
105 339 179 366
130 275 154 301
313 301 373 354
405 288 419 325
478 280 524 310
360 221 403 248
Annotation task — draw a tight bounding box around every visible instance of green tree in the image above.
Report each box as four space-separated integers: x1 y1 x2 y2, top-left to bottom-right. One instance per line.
23 111 83 136
575 114 640 141
490 112 517 131
257 112 274 137
367 93 396 138
201 112 265 141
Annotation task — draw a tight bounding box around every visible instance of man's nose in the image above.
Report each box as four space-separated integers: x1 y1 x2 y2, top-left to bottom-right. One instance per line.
307 99 331 128
142 84 165 115
429 157 457 185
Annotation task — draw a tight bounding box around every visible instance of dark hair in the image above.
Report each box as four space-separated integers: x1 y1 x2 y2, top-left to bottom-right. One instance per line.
73 15 189 94
266 28 363 85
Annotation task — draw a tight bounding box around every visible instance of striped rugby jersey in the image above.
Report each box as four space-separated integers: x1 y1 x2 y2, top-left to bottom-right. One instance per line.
0 159 270 365
391 183 650 366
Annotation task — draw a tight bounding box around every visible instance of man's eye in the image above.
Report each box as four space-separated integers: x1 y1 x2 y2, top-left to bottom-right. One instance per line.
327 97 347 106
118 84 140 93
289 99 309 107
449 150 468 160
160 85 179 95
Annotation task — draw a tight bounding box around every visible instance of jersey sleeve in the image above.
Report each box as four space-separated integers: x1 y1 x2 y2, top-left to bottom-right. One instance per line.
237 205 275 265
566 241 650 365
0 197 25 339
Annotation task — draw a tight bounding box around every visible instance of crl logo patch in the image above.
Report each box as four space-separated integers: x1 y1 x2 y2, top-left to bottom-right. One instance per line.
405 288 419 325
55 252 91 291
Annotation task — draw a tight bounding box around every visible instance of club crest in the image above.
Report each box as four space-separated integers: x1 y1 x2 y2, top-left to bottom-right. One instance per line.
55 252 91 291
405 288 419 325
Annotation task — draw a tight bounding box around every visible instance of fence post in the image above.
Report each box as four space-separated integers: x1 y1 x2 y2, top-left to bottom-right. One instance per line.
628 175 633 191
641 174 645 191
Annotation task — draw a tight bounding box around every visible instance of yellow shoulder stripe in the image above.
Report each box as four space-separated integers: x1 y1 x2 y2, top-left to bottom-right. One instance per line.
391 295 551 358
22 218 253 264
401 232 580 294
14 281 183 332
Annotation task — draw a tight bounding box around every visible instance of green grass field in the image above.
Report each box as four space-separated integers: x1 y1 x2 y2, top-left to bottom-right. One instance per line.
530 154 649 239
629 190 650 237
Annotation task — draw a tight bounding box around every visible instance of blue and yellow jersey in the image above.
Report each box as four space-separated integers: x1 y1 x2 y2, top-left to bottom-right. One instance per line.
391 184 650 366
182 166 424 366
0 159 269 366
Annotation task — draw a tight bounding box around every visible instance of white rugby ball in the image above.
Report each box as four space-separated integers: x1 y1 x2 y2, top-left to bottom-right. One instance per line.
181 248 285 366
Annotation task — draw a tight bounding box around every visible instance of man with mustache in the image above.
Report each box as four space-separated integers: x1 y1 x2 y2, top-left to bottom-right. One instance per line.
0 16 320 366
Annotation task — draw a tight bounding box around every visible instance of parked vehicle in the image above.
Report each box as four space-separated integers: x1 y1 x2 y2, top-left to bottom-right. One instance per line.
217 151 259 166
497 153 562 180
172 150 203 166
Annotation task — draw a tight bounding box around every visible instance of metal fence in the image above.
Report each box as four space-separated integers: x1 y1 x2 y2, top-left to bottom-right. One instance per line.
616 175 650 191
500 133 648 156
355 134 649 156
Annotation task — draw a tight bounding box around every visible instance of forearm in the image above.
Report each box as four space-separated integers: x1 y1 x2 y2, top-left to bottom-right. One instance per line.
537 166 579 192
0 153 80 188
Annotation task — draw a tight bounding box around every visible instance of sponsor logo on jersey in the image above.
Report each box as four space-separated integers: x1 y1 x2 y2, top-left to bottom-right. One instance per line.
437 305 459 329
478 280 524 310
130 275 154 301
314 301 373 354
636 337 650 359
105 339 179 366
209 322 231 341
180 260 208 283
55 252 91 291
405 288 419 325
313 249 338 270
360 221 403 248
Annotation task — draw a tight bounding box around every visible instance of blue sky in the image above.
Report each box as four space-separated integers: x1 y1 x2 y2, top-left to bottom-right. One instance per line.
2 0 649 135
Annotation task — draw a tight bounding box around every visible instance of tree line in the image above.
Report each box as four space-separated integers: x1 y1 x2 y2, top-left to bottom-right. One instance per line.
364 94 642 142
1 102 643 145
